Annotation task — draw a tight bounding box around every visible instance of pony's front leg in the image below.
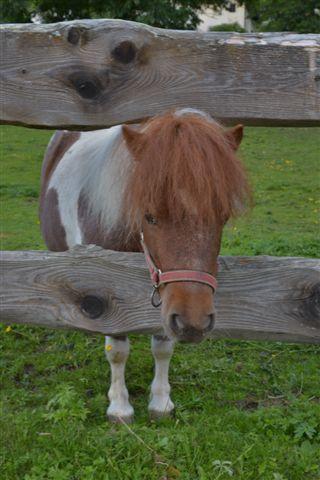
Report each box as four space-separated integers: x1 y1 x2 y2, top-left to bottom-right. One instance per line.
149 335 175 419
105 336 134 423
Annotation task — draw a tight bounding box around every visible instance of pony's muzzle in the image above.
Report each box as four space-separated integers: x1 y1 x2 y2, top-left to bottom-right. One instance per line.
168 312 215 343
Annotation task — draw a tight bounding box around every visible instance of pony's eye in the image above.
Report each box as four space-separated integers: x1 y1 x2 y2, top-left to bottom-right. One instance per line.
145 213 157 225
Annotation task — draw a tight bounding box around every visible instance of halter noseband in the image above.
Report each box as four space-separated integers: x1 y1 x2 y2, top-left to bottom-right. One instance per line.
140 232 218 307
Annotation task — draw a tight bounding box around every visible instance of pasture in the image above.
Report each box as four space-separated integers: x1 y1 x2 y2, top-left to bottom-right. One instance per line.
1 125 320 479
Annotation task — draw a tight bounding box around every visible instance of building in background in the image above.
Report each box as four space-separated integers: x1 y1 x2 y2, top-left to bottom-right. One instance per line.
198 1 252 32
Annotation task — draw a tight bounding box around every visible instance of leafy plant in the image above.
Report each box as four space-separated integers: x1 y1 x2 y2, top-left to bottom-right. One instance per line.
209 22 246 32
212 459 234 477
43 383 89 423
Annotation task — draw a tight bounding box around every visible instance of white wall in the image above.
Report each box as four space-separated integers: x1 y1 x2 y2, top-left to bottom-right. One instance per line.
198 3 252 32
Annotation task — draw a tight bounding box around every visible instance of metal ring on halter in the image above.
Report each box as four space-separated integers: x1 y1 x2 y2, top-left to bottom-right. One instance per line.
151 286 162 308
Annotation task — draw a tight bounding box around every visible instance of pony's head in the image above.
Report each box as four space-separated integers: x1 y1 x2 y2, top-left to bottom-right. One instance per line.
122 109 250 342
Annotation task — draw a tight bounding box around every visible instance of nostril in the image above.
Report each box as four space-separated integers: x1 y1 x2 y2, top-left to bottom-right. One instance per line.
203 313 215 332
169 313 184 333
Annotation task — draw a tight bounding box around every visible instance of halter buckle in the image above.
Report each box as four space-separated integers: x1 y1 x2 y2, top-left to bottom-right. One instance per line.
151 286 162 308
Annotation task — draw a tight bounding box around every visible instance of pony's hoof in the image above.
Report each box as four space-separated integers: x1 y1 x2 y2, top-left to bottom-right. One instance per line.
148 396 174 420
149 409 174 421
107 414 134 424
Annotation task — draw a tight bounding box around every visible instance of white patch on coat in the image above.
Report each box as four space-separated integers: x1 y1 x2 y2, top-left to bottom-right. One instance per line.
48 126 131 248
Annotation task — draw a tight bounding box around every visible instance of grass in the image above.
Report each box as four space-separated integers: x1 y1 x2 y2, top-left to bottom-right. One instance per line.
0 125 320 480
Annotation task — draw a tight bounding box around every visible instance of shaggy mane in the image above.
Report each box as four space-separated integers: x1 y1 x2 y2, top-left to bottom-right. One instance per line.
123 111 250 231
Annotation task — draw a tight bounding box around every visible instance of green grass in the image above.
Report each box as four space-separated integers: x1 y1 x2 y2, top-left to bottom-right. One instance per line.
1 125 320 480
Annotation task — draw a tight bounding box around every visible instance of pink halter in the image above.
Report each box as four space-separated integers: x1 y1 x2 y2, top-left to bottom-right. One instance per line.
140 232 218 307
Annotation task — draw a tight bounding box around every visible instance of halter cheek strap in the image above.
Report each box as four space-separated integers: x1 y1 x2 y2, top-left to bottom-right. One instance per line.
140 232 218 307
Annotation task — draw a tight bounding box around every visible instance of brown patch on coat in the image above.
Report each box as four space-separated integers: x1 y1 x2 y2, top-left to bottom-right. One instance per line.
40 188 68 251
77 191 141 252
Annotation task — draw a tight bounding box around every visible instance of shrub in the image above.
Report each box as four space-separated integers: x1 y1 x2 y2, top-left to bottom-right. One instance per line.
209 22 246 32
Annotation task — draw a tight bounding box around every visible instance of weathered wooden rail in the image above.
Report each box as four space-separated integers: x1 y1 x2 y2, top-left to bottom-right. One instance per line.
1 246 319 343
1 20 319 128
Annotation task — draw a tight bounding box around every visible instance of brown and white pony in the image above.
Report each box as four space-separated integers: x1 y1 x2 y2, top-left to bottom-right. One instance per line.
40 108 250 422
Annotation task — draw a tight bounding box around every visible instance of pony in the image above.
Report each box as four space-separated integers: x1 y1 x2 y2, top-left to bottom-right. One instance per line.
40 108 250 422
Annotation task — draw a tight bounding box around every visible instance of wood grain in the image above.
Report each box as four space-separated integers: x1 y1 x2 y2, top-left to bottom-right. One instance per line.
1 246 319 344
1 21 319 128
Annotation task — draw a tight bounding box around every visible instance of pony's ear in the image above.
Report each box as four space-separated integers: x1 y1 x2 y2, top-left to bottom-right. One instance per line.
122 125 144 155
225 124 244 150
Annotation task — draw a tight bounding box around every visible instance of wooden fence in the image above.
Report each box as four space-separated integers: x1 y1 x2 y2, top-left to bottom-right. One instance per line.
1 247 319 343
1 21 320 128
1 20 320 343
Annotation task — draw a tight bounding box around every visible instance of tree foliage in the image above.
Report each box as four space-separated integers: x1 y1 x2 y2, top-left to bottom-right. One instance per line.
1 0 226 29
1 0 318 32
1 0 32 23
243 0 320 33
209 22 246 32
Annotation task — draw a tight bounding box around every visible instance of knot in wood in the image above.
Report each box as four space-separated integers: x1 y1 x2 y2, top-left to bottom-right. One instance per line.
297 281 320 328
78 81 98 99
112 41 137 64
67 27 81 45
81 295 105 319
307 283 320 325
68 71 102 99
